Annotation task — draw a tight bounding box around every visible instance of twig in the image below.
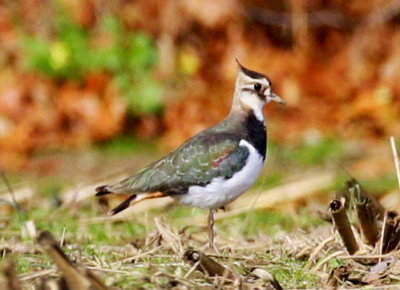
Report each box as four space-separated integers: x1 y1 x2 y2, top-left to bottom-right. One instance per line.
183 260 201 279
313 250 346 271
83 266 140 275
36 230 108 290
0 171 25 225
379 212 388 262
155 218 184 255
337 253 394 260
19 269 57 281
60 226 66 248
306 236 335 268
114 246 162 265
0 172 18 209
390 137 400 195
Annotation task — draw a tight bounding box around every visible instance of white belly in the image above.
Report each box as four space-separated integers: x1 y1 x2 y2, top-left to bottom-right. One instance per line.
173 140 264 209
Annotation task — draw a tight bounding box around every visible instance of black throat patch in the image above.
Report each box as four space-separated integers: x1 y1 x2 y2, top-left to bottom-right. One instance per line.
244 113 267 160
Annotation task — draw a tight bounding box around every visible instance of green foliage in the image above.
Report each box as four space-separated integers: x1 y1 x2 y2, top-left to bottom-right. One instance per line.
272 258 320 289
328 258 343 269
95 136 159 159
23 13 92 80
22 7 162 115
329 171 397 198
254 171 283 189
358 173 398 193
223 208 322 237
166 205 206 220
279 138 344 166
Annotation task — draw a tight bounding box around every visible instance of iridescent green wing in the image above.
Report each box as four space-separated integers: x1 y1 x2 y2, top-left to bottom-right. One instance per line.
112 132 249 194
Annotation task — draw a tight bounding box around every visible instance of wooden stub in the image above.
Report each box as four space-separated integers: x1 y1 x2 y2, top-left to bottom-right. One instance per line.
383 212 400 253
356 197 379 246
184 249 235 280
330 199 359 255
0 259 22 290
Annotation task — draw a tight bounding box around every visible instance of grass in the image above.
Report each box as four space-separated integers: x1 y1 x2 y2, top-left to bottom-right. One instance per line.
268 137 344 168
2 199 328 288
96 135 159 156
358 172 398 193
272 260 320 289
2 137 400 288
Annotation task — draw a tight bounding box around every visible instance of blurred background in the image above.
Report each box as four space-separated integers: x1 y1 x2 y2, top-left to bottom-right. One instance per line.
3 2 400 287
0 0 400 184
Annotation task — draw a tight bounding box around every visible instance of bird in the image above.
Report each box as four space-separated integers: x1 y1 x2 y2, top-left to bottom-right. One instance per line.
95 60 285 249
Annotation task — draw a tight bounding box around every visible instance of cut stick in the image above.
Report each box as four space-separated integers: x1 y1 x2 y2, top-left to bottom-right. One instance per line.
36 230 108 290
0 259 22 290
390 136 400 194
356 197 379 246
387 224 400 253
330 198 359 255
183 250 236 280
382 212 400 253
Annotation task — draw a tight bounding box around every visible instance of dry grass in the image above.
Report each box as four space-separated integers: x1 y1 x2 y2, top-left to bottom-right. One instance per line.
2 184 400 289
2 138 400 288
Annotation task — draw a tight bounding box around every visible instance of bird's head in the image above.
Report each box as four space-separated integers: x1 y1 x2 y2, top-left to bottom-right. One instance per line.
232 60 284 120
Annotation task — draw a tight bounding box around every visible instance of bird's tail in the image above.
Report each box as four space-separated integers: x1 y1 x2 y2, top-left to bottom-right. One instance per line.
109 194 138 215
95 185 115 196
95 184 138 215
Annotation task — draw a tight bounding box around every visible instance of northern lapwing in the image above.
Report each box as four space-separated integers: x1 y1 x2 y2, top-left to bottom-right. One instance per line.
95 60 285 249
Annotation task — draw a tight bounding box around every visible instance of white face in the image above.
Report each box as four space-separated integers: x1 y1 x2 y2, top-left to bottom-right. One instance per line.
234 71 282 121
239 76 273 102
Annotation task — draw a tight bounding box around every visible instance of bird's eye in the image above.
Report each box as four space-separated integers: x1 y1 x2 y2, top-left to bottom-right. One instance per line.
254 83 262 91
